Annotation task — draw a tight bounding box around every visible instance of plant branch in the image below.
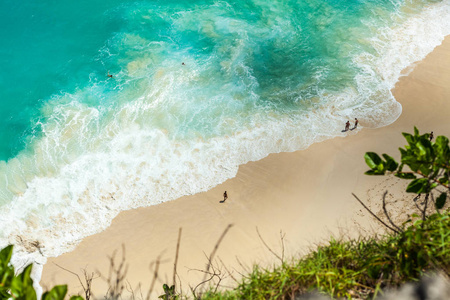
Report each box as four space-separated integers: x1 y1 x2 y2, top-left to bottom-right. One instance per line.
397 170 449 189
203 224 233 280
381 191 403 233
422 193 430 222
146 256 161 300
173 228 182 288
256 227 284 263
53 263 98 300
352 193 400 234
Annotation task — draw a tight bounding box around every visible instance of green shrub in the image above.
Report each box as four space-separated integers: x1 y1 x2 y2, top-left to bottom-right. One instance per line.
364 127 449 217
0 245 83 300
201 211 449 299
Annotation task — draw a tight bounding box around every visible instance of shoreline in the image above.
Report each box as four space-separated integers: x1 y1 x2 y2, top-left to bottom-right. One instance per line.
41 36 450 298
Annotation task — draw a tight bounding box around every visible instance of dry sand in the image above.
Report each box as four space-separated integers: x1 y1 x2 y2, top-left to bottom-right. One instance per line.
41 36 450 298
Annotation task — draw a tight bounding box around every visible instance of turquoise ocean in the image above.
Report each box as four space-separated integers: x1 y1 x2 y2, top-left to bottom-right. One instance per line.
1 0 450 286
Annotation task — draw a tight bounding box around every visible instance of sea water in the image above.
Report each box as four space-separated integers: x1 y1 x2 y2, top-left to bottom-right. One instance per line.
0 0 449 288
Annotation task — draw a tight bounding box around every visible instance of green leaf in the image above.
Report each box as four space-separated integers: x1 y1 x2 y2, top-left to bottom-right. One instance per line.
169 285 175 293
438 176 449 185
406 178 430 194
395 172 416 179
377 163 386 173
42 285 67 300
436 193 447 209
19 264 34 287
419 164 432 177
365 170 384 176
0 245 13 268
401 156 423 172
382 154 398 171
434 136 450 153
434 136 450 167
364 152 383 170
69 296 84 300
402 132 414 145
416 141 428 157
9 264 36 300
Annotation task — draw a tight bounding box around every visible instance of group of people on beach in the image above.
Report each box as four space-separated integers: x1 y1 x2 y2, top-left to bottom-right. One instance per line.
343 118 358 132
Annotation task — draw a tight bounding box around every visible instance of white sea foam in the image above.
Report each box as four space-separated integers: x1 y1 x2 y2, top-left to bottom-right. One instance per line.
1 0 450 296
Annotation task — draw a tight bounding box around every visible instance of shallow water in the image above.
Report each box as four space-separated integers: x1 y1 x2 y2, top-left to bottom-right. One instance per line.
0 0 449 286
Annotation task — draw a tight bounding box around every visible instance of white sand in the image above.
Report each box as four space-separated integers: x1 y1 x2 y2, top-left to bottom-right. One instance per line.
41 36 450 298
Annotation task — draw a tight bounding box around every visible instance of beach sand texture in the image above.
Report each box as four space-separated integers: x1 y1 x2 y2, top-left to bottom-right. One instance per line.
41 36 450 298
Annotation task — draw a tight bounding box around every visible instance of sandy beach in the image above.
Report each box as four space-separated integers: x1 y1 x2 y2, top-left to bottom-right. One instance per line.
41 36 450 298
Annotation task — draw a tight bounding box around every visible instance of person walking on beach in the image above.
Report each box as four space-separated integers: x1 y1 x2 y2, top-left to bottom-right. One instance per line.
352 118 358 130
429 131 434 141
344 121 350 132
221 191 228 203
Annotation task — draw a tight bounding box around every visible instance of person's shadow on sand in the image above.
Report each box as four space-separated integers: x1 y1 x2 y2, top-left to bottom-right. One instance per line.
342 127 357 132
